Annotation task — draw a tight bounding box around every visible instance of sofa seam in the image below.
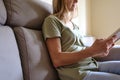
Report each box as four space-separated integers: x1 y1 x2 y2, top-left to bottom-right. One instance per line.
22 27 31 80
19 27 30 80
9 0 12 24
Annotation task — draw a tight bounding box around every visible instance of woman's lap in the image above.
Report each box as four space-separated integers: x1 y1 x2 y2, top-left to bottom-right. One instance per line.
98 61 120 74
83 61 120 80
83 71 120 80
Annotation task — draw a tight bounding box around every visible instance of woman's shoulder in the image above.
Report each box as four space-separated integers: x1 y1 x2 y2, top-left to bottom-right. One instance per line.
45 15 58 21
44 14 62 25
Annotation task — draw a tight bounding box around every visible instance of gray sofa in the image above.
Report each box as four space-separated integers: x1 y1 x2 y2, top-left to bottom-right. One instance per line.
0 0 120 80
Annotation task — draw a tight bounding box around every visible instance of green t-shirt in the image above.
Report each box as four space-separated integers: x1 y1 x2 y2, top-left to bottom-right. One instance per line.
42 15 98 80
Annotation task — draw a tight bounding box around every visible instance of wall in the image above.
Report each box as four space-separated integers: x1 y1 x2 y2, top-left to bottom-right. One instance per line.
91 0 120 44
86 0 92 35
41 0 52 4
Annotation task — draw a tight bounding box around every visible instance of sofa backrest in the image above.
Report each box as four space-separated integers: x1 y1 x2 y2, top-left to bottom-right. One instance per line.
2 0 59 80
4 0 52 30
14 27 59 80
0 0 23 80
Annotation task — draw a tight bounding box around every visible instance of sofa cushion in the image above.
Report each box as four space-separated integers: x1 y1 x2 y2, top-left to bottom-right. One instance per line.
0 0 7 25
0 26 23 80
14 27 59 80
4 0 52 30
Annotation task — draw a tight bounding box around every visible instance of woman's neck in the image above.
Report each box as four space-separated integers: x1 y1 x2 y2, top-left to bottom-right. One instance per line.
53 14 74 30
63 12 73 23
54 12 73 23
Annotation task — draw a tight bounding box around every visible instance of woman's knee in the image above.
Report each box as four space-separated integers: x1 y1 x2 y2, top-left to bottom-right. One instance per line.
98 61 120 74
83 71 120 80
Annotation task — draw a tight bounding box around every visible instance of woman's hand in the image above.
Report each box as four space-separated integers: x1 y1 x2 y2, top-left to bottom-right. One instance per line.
90 35 117 57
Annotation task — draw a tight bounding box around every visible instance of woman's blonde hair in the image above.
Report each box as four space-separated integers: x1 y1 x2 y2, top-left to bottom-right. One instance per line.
52 0 78 22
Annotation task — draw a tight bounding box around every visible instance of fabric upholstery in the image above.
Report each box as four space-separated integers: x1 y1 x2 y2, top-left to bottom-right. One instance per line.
14 27 59 80
0 26 23 80
0 0 7 25
4 0 52 29
95 45 120 61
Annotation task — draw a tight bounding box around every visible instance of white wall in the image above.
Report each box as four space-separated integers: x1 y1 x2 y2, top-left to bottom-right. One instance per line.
41 0 52 4
86 0 92 35
91 0 120 44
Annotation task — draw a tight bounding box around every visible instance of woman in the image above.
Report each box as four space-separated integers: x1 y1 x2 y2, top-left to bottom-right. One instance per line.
42 0 120 80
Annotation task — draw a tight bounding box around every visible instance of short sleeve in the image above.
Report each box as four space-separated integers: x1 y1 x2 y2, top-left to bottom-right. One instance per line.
42 16 61 40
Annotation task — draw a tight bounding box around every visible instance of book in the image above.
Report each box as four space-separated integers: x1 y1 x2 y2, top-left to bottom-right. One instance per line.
108 28 120 42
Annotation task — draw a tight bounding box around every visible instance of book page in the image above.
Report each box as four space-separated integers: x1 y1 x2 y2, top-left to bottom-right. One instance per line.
108 28 120 42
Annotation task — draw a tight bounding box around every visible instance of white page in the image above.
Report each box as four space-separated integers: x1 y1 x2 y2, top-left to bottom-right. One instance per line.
108 28 120 42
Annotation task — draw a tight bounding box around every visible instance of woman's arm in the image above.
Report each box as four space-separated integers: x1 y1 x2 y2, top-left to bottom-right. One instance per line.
46 37 94 68
46 36 116 68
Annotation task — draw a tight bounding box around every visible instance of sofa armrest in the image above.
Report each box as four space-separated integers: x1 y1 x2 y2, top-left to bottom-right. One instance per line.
95 45 120 61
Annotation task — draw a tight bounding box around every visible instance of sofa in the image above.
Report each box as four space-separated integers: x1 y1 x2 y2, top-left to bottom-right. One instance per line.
0 0 120 80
